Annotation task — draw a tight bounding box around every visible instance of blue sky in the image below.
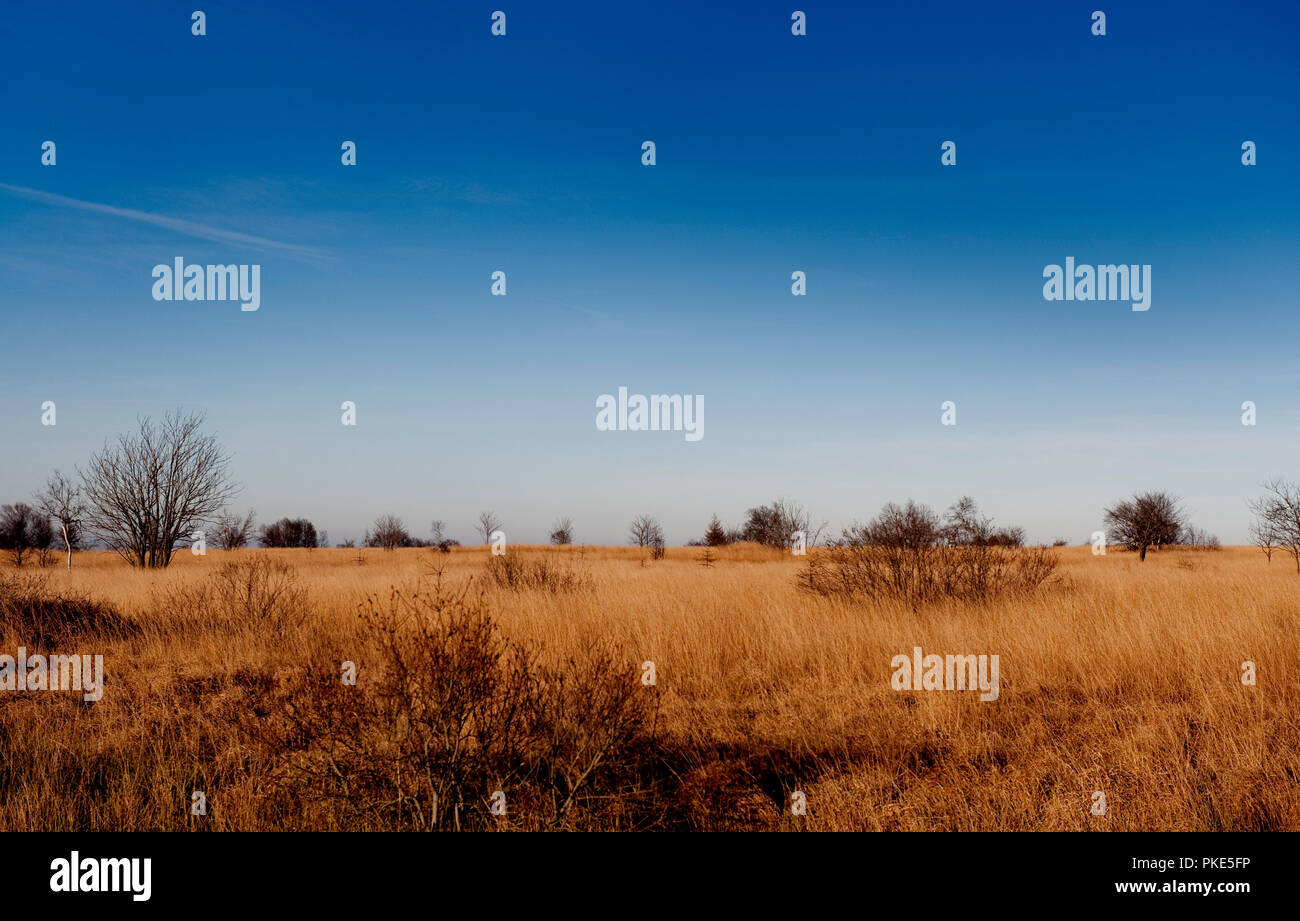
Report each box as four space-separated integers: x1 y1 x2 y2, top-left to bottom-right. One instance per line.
2 0 1298 545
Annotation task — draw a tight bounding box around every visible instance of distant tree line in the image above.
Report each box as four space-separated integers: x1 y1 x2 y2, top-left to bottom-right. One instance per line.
3 409 1291 575
2 411 236 569
0 502 55 568
688 499 819 550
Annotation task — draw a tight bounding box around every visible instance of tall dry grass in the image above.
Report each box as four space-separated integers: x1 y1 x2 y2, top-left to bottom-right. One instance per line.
0 543 1296 830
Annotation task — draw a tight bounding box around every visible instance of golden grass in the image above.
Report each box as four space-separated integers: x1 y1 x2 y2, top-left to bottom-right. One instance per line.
1 543 1296 831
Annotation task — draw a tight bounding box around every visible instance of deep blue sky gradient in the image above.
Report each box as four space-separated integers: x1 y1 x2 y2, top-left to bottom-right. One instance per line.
2 1 1298 544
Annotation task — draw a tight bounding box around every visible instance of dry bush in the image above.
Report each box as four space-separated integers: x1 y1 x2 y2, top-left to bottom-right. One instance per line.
150 558 307 639
739 498 811 549
1178 526 1223 552
211 558 305 633
800 500 1058 603
483 553 592 593
0 572 137 647
803 541 1058 603
252 573 656 830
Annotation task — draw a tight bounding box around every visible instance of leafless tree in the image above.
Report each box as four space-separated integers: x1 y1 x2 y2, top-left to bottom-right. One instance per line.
476 511 503 546
213 508 257 551
1103 491 1186 561
1249 479 1300 572
549 516 574 545
80 410 239 568
36 470 87 571
429 520 458 552
261 517 319 548
259 517 320 548
366 514 410 550
1178 525 1221 551
1249 511 1280 562
0 503 53 567
628 514 665 550
942 496 1024 547
740 498 810 549
430 519 448 551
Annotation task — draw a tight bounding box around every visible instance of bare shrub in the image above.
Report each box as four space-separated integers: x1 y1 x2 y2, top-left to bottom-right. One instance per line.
151 558 306 640
802 498 1058 603
483 553 592 593
1178 526 1222 552
430 520 458 552
0 572 137 647
213 508 257 550
253 574 655 830
528 642 659 828
740 498 810 550
211 558 307 635
549 517 574 546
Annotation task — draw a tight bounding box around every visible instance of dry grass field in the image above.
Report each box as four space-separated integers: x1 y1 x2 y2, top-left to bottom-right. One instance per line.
1 543 1296 831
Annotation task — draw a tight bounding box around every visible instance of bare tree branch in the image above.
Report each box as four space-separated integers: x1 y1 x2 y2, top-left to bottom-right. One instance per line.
79 410 239 568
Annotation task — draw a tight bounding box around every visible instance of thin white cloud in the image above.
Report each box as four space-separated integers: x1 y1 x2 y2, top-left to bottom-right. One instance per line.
0 183 325 262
